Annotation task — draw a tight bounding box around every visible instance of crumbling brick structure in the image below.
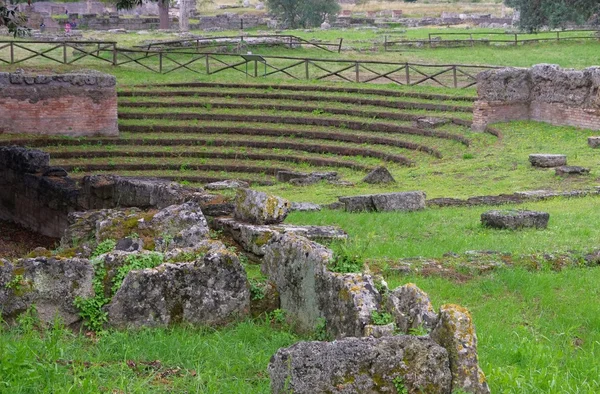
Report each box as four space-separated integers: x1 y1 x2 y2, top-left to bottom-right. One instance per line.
473 64 600 131
0 71 118 136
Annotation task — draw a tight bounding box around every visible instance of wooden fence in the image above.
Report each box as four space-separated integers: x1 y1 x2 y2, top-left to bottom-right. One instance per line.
384 29 600 50
0 40 499 88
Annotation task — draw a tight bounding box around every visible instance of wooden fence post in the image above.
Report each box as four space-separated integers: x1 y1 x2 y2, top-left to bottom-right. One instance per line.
205 54 210 74
453 65 458 88
305 59 309 80
63 42 67 64
355 62 359 83
514 33 518 45
112 43 117 66
159 52 163 73
338 38 343 53
405 62 410 85
384 35 387 52
10 41 14 64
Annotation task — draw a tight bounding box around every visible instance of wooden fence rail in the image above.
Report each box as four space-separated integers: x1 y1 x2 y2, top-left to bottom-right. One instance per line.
0 41 500 88
384 29 600 50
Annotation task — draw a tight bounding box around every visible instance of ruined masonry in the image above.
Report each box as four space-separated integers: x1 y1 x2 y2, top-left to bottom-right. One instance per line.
0 71 118 136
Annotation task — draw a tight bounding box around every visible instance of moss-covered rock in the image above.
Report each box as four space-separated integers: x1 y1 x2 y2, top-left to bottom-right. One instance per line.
233 188 290 225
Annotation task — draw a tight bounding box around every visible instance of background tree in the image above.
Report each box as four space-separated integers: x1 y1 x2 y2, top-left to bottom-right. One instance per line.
115 0 170 29
506 0 600 32
266 0 340 28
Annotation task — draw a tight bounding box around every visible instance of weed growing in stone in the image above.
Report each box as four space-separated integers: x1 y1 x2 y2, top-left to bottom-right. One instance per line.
370 310 394 326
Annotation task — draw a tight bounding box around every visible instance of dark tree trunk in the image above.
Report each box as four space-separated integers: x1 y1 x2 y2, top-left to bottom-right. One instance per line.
159 0 169 29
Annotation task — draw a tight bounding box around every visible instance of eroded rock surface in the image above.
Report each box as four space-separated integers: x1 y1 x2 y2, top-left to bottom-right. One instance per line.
385 283 438 333
431 304 490 394
234 188 290 225
106 249 249 328
481 209 549 230
361 166 396 184
0 257 93 325
529 154 567 168
268 336 451 394
339 191 426 212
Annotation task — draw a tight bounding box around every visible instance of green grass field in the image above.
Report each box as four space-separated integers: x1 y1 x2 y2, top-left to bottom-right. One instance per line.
2 23 600 394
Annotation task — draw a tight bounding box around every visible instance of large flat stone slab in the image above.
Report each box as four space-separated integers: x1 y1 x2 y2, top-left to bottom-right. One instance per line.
339 191 426 212
268 336 451 394
481 209 549 230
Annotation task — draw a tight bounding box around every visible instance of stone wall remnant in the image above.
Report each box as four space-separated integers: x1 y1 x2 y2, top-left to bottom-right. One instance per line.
338 191 426 212
268 336 452 394
481 209 549 230
0 71 118 137
473 64 600 131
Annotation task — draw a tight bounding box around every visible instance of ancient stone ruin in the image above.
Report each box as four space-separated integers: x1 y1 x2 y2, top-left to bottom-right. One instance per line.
481 210 550 230
473 64 600 131
0 146 490 394
0 71 118 136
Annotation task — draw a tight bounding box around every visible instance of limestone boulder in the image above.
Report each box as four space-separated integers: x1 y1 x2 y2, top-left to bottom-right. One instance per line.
290 202 321 212
588 136 600 148
0 257 93 325
204 179 249 190
555 166 590 176
481 209 549 230
106 248 250 328
268 336 451 394
530 64 591 106
431 304 490 394
263 233 379 338
148 201 209 250
361 166 396 184
233 188 290 224
385 283 438 333
476 67 531 102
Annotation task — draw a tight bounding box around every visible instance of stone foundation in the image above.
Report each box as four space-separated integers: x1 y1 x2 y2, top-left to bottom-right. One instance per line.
472 64 600 131
0 71 118 137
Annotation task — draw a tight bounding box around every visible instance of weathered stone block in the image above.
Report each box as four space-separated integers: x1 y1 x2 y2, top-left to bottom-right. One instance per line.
106 249 250 328
413 116 451 129
588 136 600 148
339 191 426 212
529 154 567 168
0 257 93 325
481 209 549 230
555 166 590 176
290 202 321 212
268 336 451 394
361 166 396 184
234 188 290 225
204 179 249 190
431 304 490 394
385 283 438 333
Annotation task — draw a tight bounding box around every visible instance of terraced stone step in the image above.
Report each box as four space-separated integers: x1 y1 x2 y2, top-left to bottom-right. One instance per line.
50 150 372 171
119 125 443 158
117 90 473 113
59 163 291 176
138 82 476 102
118 101 473 126
1 138 412 164
118 112 471 146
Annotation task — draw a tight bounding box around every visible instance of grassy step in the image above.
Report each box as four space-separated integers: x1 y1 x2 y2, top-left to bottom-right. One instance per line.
51 150 372 171
117 89 472 113
139 82 477 102
69 172 274 186
118 100 474 125
2 137 413 165
118 124 443 158
117 112 471 146
60 163 290 176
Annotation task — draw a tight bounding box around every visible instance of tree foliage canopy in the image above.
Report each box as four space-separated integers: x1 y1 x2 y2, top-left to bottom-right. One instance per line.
506 0 600 32
266 0 340 29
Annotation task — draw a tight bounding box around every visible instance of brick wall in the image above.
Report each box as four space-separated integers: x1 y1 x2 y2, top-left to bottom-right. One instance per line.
0 71 118 137
473 64 600 131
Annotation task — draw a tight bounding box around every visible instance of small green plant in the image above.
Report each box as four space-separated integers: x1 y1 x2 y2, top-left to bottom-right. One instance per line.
392 376 409 394
15 305 40 333
71 167 83 174
268 309 287 325
329 240 366 273
312 108 325 116
463 153 475 160
205 102 212 110
111 253 164 294
91 239 116 258
408 324 429 336
179 163 190 172
209 229 223 239
248 278 266 301
371 310 394 326
313 317 330 341
5 274 24 290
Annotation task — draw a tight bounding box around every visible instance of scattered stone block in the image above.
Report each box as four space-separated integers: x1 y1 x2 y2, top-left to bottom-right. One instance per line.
529 154 567 168
233 188 290 225
339 191 426 212
204 179 249 190
290 202 321 212
115 237 144 252
0 257 93 325
431 304 490 394
555 166 590 176
106 248 250 328
384 283 438 333
588 136 600 148
268 336 451 394
481 209 549 230
149 201 210 250
413 117 451 129
361 166 396 184
275 170 307 183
